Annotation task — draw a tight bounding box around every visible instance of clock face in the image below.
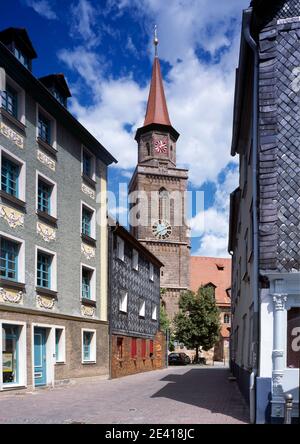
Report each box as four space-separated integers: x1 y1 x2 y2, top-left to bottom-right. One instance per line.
154 137 168 155
152 219 172 240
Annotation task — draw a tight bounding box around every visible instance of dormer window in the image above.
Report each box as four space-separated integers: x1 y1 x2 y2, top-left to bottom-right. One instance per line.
39 74 71 109
52 89 66 107
13 47 30 69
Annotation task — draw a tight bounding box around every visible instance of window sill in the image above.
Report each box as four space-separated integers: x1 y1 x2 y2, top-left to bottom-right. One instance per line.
82 361 96 365
55 361 66 365
37 210 58 227
37 137 57 158
0 279 25 291
0 190 26 210
139 315 145 319
81 298 96 307
119 310 128 315
36 287 58 298
81 233 96 247
82 173 96 189
0 108 26 133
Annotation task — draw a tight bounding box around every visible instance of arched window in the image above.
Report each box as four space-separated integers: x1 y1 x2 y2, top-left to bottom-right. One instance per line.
146 142 150 156
159 188 170 220
224 314 230 324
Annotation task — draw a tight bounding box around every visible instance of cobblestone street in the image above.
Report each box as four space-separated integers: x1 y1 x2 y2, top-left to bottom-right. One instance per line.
0 365 249 424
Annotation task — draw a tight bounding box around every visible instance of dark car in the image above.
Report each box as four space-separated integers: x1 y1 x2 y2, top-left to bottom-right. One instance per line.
168 352 191 365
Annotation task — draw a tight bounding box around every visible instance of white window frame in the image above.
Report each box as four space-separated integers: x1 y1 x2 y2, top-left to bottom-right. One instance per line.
152 304 157 321
80 263 96 301
81 145 96 181
36 170 57 218
119 290 128 313
0 231 25 283
139 299 146 318
149 263 154 281
117 236 124 262
132 249 139 271
81 328 96 364
0 320 27 391
81 201 96 239
0 145 26 202
54 326 66 364
0 74 25 124
36 104 57 149
35 245 57 291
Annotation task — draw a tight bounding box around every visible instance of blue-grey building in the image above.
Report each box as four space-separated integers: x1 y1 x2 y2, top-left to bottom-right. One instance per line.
0 27 117 391
229 0 300 423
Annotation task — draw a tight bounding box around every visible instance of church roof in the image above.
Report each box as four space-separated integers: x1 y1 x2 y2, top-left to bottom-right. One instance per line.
143 56 172 127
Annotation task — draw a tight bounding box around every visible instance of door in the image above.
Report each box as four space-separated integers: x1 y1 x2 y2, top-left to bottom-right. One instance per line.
34 328 47 386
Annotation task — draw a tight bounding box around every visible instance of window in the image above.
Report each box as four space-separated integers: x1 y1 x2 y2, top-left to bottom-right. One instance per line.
204 283 216 299
82 330 96 363
55 328 65 363
152 304 157 321
38 112 51 144
149 263 154 281
146 142 150 156
119 290 128 313
131 337 137 358
1 157 19 197
139 299 145 318
81 265 95 301
224 314 230 324
132 249 139 271
36 172 57 218
150 340 154 357
82 148 95 180
82 207 92 237
141 339 146 359
38 179 52 214
37 251 51 288
14 47 30 69
52 89 66 107
0 238 19 281
1 85 18 118
117 237 124 261
2 324 19 385
117 337 123 359
159 188 170 220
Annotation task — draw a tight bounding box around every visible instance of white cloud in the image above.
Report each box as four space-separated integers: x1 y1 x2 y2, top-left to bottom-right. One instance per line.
25 0 57 19
70 0 100 48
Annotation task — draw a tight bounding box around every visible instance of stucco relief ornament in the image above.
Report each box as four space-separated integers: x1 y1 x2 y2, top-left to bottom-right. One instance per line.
37 295 55 310
37 149 56 171
81 243 96 260
81 305 95 317
0 122 24 148
0 288 23 304
273 295 287 311
81 183 95 200
272 372 284 396
0 205 24 228
37 222 56 242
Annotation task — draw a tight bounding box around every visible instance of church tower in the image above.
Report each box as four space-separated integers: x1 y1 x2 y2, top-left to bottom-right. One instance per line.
129 29 190 319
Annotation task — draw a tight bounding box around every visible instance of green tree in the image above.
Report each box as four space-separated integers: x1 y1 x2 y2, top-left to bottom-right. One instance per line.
173 286 221 362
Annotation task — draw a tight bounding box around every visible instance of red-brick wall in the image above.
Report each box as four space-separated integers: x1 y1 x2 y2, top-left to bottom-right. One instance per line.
111 331 166 378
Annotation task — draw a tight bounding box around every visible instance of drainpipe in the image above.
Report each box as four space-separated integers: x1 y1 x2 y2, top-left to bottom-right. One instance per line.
243 8 260 424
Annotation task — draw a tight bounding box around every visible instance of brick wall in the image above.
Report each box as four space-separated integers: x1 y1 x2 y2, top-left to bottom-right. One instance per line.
111 331 166 378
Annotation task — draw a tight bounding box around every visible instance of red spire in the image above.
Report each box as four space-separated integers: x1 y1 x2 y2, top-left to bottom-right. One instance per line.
143 56 172 127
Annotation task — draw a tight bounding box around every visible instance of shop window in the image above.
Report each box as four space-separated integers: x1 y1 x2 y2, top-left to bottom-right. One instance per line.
2 325 19 385
287 307 300 368
131 337 137 358
117 337 123 359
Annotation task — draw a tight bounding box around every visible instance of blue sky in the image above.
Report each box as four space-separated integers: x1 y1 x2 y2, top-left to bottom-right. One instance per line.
0 0 249 256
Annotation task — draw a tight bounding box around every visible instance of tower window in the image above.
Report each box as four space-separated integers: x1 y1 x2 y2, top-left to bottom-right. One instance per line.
159 188 170 220
146 142 150 156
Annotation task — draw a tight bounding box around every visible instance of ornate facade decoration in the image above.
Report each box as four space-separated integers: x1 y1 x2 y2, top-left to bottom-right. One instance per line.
37 222 56 242
81 304 95 317
0 287 23 304
37 149 56 171
81 183 95 200
0 205 24 228
37 295 55 310
272 294 287 311
81 242 96 260
272 371 284 397
0 122 24 148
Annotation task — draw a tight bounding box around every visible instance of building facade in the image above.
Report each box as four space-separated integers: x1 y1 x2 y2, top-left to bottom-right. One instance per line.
229 0 300 423
0 28 116 391
108 223 165 378
129 38 190 320
189 257 231 363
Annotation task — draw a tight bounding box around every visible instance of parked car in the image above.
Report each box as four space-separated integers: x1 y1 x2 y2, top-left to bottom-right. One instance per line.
168 352 191 365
